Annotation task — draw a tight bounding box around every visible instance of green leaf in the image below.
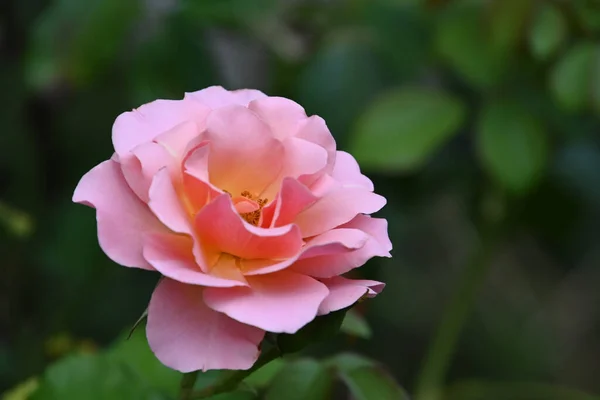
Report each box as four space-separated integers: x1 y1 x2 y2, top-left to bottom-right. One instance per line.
108 326 180 396
340 366 410 400
277 307 349 354
265 359 333 400
25 0 140 89
325 353 376 372
296 30 386 145
350 87 465 172
243 358 286 389
340 309 372 339
477 101 548 194
205 389 257 400
2 377 39 400
550 42 597 113
446 380 600 400
30 353 160 400
436 5 505 88
528 3 567 61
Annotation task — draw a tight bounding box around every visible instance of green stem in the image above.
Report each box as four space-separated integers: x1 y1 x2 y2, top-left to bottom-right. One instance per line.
180 371 199 400
189 346 281 399
414 227 498 400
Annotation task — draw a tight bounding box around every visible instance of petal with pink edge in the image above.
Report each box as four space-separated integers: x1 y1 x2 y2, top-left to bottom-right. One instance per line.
186 86 267 108
270 177 318 228
295 187 387 237
112 98 209 156
291 215 392 278
203 271 329 333
147 278 264 372
317 276 385 315
195 194 302 261
248 97 307 140
72 160 168 270
204 105 284 195
143 233 247 287
332 151 374 191
295 116 337 177
148 168 190 234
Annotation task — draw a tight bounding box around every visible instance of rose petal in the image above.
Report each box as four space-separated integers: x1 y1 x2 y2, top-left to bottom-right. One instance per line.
203 271 329 333
143 233 247 287
186 86 267 108
269 177 318 228
295 116 337 178
292 215 391 278
148 168 191 234
195 194 302 261
73 160 167 270
112 98 209 156
332 151 374 191
317 276 385 315
242 228 368 276
147 278 264 372
295 187 387 237
205 105 284 195
248 97 307 140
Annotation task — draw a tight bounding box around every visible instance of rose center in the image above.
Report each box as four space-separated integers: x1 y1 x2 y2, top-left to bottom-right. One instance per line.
225 190 268 226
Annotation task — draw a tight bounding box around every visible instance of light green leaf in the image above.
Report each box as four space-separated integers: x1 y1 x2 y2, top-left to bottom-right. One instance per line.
340 366 410 400
340 309 372 339
108 326 180 396
243 358 286 389
2 377 39 400
265 359 332 400
477 101 548 194
550 42 597 112
528 3 567 61
350 87 465 172
30 353 160 400
325 353 376 372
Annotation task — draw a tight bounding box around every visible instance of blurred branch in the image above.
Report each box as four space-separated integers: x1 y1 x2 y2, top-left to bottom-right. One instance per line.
414 195 505 400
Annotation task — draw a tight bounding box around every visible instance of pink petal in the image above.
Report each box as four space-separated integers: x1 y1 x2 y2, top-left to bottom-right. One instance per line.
186 86 267 108
332 151 374 191
295 116 337 177
242 228 368 276
291 215 392 278
203 271 329 333
270 178 318 227
112 98 209 156
195 194 303 261
120 141 174 202
248 97 307 140
147 278 264 372
182 143 222 212
295 187 387 237
148 168 191 234
204 105 284 195
143 233 247 287
317 276 385 315
72 160 167 270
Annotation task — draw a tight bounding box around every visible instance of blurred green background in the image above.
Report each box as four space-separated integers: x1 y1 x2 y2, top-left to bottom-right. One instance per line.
2 0 600 399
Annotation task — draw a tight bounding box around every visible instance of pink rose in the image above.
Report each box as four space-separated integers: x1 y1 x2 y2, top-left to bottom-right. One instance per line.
73 86 391 372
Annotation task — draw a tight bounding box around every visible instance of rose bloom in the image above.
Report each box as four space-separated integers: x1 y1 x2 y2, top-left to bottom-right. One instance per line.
73 86 391 372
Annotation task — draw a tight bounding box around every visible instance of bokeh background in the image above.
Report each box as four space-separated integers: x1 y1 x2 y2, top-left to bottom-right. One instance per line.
2 0 600 399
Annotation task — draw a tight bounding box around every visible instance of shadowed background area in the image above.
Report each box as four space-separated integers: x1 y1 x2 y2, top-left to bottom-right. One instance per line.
1 0 600 399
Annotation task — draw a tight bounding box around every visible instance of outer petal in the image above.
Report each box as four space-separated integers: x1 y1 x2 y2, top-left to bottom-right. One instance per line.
148 168 191 234
317 276 385 315
186 86 267 108
204 105 284 195
291 215 392 278
147 279 264 372
73 160 167 270
143 233 247 287
195 194 302 261
331 151 374 191
295 116 337 178
248 97 307 140
295 186 387 237
203 271 329 333
241 228 368 276
112 98 209 156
